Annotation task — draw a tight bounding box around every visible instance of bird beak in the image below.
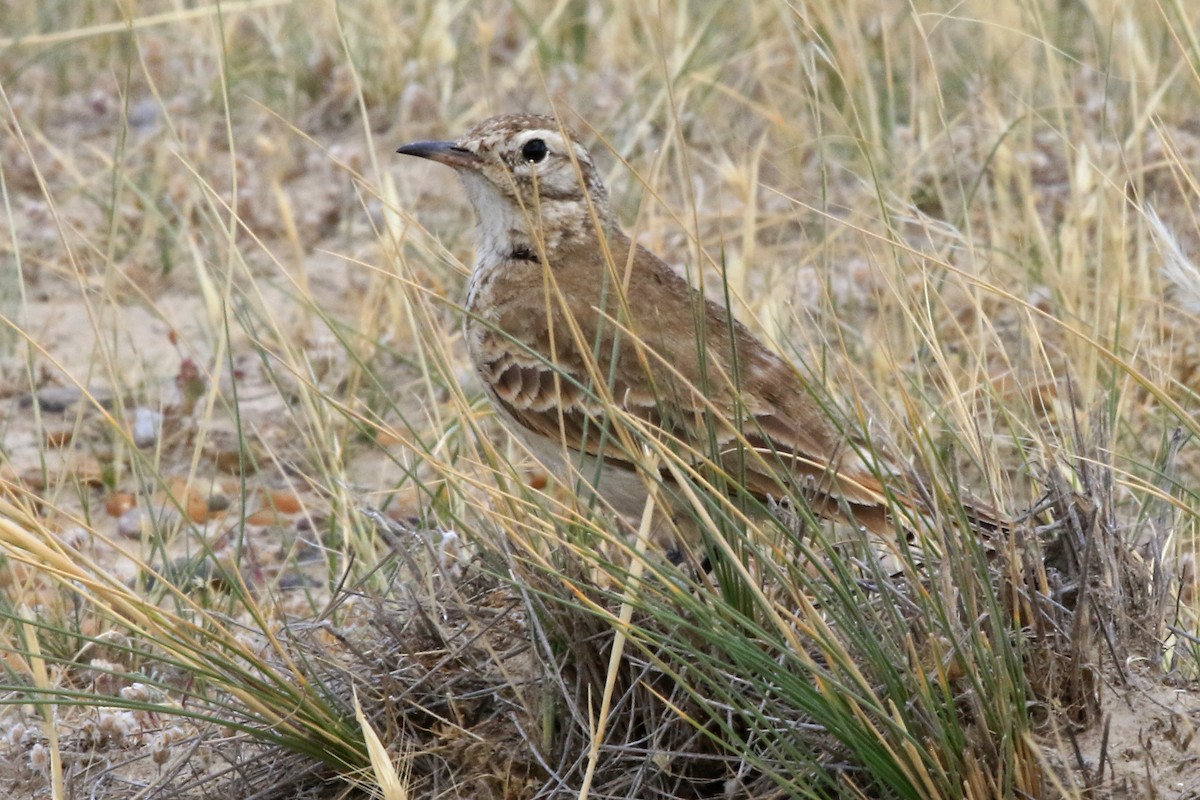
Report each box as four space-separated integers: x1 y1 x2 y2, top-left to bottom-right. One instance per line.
396 140 479 170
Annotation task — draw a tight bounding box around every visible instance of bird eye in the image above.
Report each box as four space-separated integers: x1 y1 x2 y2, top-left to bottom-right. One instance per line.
521 138 548 163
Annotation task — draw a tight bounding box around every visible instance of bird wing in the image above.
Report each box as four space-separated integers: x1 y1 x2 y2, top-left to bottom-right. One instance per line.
472 247 902 513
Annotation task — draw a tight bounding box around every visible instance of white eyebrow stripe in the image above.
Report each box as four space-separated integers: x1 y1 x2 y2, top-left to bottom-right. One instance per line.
516 130 567 149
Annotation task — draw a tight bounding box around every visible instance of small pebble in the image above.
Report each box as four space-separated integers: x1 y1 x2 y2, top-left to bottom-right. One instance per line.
244 508 280 527
117 508 147 539
263 489 303 514
105 492 136 517
132 407 162 448
128 98 159 130
22 387 82 413
56 526 90 550
43 428 74 447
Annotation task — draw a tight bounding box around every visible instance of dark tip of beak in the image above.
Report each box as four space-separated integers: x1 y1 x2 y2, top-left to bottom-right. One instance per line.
395 140 478 169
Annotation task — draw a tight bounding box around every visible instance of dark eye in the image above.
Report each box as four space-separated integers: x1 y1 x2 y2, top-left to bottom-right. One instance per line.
521 138 548 163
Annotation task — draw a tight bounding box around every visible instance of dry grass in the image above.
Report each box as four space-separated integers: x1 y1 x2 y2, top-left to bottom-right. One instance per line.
1 0 1198 797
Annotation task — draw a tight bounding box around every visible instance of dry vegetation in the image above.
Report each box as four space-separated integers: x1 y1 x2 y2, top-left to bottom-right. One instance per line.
1 0 1199 797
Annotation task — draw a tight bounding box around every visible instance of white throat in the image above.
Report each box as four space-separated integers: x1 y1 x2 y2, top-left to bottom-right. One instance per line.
458 171 533 266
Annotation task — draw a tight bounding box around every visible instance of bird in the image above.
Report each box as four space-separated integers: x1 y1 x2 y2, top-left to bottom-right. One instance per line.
396 113 1008 554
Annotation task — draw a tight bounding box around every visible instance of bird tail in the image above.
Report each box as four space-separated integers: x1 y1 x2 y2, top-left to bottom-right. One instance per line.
885 487 1011 547
956 494 1012 538
822 480 1010 547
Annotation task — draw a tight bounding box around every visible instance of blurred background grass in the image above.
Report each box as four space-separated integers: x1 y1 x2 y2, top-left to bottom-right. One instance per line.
1 0 1198 797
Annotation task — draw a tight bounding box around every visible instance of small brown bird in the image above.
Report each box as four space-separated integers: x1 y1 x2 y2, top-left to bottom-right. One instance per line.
398 113 1007 546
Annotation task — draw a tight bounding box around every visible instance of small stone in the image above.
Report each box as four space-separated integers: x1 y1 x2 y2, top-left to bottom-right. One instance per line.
132 407 162 448
244 507 280 527
23 387 82 413
43 427 74 447
117 508 147 539
263 489 303 515
105 492 137 518
128 98 159 130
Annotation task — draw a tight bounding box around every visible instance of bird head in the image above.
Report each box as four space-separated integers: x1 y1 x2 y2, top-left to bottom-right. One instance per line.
397 114 613 256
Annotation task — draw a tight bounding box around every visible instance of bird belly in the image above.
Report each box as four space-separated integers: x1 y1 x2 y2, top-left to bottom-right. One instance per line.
490 396 653 520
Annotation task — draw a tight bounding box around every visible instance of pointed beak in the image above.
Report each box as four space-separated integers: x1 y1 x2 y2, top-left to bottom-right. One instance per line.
395 140 479 170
